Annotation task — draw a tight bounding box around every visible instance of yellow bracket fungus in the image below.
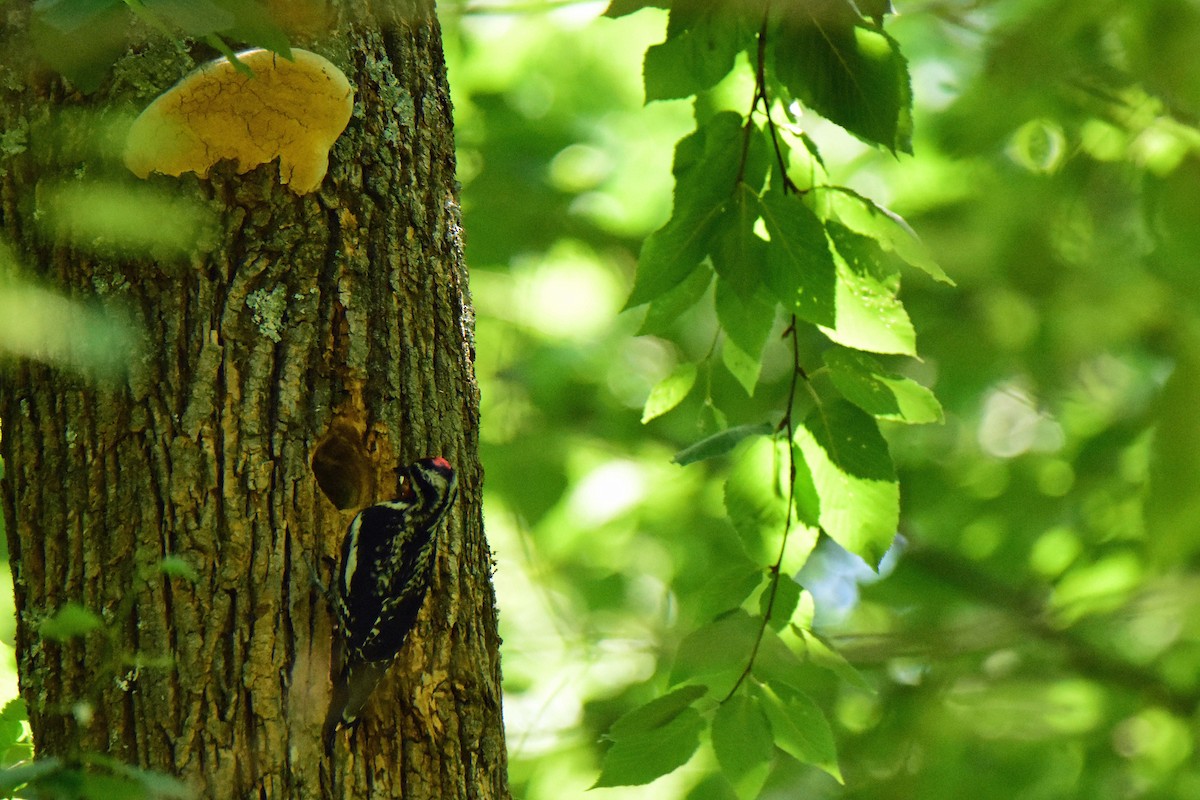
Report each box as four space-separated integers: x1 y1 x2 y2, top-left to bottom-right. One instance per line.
124 48 354 195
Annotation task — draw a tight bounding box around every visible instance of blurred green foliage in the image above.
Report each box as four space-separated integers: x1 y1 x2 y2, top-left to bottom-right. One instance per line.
5 0 1200 796
443 0 1200 797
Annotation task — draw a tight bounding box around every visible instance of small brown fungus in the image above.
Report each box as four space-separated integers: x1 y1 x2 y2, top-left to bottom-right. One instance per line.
124 48 354 195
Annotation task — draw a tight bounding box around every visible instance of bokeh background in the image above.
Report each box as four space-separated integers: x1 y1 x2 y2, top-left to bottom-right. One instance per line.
5 0 1200 797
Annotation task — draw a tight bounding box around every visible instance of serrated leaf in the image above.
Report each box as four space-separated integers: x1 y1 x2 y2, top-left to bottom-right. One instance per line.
627 114 746 309
824 347 942 424
760 190 837 328
711 184 768 298
639 265 714 336
673 422 774 465
610 685 708 739
725 437 790 549
761 576 801 631
820 221 916 355
756 684 843 782
799 629 872 691
626 205 724 309
670 610 760 694
712 695 773 797
644 0 752 102
750 624 808 691
795 401 898 567
40 603 104 641
643 363 699 423
0 699 26 754
829 188 951 283
716 278 775 368
595 700 705 787
773 6 911 152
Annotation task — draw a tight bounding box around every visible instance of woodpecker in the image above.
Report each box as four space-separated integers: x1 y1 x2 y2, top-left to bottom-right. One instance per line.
322 456 457 755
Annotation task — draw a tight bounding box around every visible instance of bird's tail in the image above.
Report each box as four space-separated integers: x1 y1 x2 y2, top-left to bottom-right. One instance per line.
323 660 390 756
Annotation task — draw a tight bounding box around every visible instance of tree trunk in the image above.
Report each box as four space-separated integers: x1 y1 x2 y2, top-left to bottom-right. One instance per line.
0 2 509 798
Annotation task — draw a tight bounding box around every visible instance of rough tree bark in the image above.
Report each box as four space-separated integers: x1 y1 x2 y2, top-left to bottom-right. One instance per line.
0 2 509 798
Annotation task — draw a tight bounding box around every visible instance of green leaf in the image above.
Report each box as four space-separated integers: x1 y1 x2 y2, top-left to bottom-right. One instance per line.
824 347 942 424
756 683 843 782
725 437 790 552
33 0 121 32
799 629 872 691
672 422 773 465
712 695 773 797
716 278 775 364
644 0 753 102
626 114 745 309
626 204 724 309
639 264 713 336
31 3 127 93
773 5 912 152
829 188 951 283
0 758 62 794
821 221 916 355
643 362 699 423
760 576 801 631
610 685 707 738
40 603 104 641
0 699 26 755
595 687 707 787
212 0 291 57
143 0 235 36
670 609 760 694
760 190 837 328
723 337 762 398
159 555 200 583
604 0 665 17
795 401 898 566
750 624 808 691
716 279 775 396
711 184 768 298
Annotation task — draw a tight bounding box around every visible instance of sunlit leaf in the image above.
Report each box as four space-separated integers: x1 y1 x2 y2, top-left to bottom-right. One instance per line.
670 609 760 694
795 401 898 566
711 183 768 298
824 347 942 423
639 264 713 336
643 0 755 102
643 362 699 423
716 271 776 395
626 114 746 308
760 190 837 327
712 694 773 797
672 422 774 465
829 187 951 283
725 437 790 552
773 6 912 152
610 684 707 738
760 576 801 631
595 685 707 787
756 683 843 782
820 221 916 355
